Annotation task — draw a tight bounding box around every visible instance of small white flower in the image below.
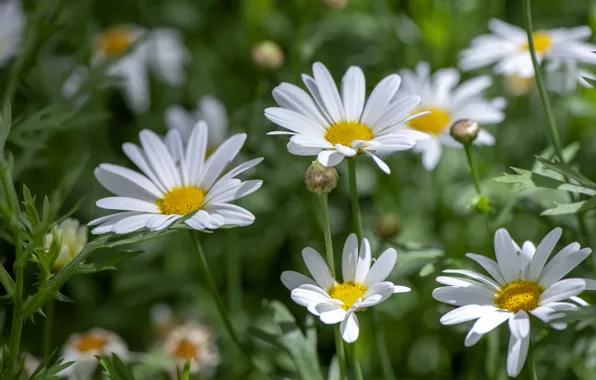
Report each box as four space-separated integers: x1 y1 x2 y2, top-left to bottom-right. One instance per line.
0 0 25 67
163 323 220 377
282 233 411 343
89 122 262 234
59 328 129 379
265 62 430 174
459 19 596 86
433 227 592 377
165 96 228 148
63 25 190 114
396 61 506 170
44 218 88 271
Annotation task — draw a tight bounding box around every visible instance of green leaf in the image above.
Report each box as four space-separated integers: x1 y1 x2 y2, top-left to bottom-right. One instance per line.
541 197 596 215
0 262 15 298
0 100 11 158
494 167 596 195
535 156 596 190
100 354 136 380
582 76 596 88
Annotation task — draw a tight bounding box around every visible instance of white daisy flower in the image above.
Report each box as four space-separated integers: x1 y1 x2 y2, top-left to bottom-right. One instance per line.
433 227 592 377
163 323 220 377
396 62 506 170
281 233 411 343
59 328 129 379
0 0 25 68
265 62 430 174
459 19 596 84
165 96 228 149
89 122 262 235
63 25 190 114
44 218 88 271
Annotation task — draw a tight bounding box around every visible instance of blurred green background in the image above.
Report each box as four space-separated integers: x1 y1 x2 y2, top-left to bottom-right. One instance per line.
4 0 596 378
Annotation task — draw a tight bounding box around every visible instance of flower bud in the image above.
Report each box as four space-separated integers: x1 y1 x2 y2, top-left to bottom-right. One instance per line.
450 119 479 145
375 213 401 240
304 161 338 195
251 41 284 70
45 218 88 272
322 0 348 10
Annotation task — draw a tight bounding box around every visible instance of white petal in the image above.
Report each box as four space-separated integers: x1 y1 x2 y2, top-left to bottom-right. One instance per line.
165 105 194 140
185 121 208 185
540 278 586 304
200 134 246 190
394 285 411 293
537 244 588 288
312 62 345 123
272 82 330 127
199 95 228 145
281 271 317 290
508 311 530 339
96 197 159 213
361 74 401 128
340 312 359 343
139 129 181 190
112 214 153 234
432 286 494 307
316 303 347 324
317 150 345 167
341 233 359 283
363 248 397 287
418 138 442 171
362 150 391 174
121 142 167 194
494 228 520 283
440 304 497 325
443 269 501 290
527 227 563 281
203 203 255 227
341 66 366 121
471 310 512 335
218 158 264 182
506 332 530 378
265 107 326 136
464 329 483 347
362 281 396 306
354 238 371 283
94 164 163 201
466 253 506 285
302 247 336 290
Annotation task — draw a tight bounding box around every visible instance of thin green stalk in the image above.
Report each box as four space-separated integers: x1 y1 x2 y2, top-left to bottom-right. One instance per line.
189 232 254 368
347 159 363 240
318 194 347 379
371 310 397 380
226 232 242 313
351 342 364 380
7 235 24 375
464 144 482 195
43 299 55 357
522 0 562 161
526 341 538 380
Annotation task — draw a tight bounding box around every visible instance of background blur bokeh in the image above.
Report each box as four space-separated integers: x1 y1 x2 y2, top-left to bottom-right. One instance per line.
4 0 596 378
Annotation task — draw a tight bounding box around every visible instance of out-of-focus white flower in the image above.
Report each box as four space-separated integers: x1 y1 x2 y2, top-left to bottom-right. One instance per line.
433 227 593 377
59 328 129 379
459 19 596 89
265 62 430 174
165 96 228 148
0 0 25 67
45 218 87 271
395 61 506 170
63 25 190 114
151 303 177 340
23 353 39 376
89 122 263 234
282 233 411 343
163 323 220 377
252 41 284 70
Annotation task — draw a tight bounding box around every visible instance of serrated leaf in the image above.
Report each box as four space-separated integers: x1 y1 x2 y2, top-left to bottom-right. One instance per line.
494 167 596 195
541 197 596 215
536 156 596 190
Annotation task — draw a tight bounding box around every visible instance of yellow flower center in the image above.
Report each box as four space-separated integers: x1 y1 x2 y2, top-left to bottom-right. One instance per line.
174 340 197 360
494 281 543 312
328 282 368 311
96 28 135 58
408 107 450 136
325 122 373 147
76 334 107 353
521 32 553 54
505 75 535 95
157 187 205 216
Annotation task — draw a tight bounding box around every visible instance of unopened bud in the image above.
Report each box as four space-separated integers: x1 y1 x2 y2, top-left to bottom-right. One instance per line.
322 0 348 10
450 119 479 145
252 41 284 70
305 161 338 195
376 213 401 240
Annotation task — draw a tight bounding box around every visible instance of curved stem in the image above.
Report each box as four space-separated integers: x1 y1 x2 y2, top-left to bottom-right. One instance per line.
522 0 562 161
43 299 55 357
464 144 482 195
347 159 363 240
189 232 254 368
318 194 347 378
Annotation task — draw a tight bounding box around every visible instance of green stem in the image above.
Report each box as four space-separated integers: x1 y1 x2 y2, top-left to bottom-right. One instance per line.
347 159 363 240
43 299 55 357
318 194 347 379
464 144 482 195
351 342 364 380
371 309 396 380
189 232 254 367
522 0 562 161
526 340 538 380
7 235 24 375
226 232 241 313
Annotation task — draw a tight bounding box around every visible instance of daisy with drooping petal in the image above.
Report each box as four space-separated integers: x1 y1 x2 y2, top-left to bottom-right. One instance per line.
163 323 220 377
166 96 228 148
433 227 592 377
265 62 430 174
282 233 410 342
59 328 129 379
89 121 263 234
0 0 24 68
44 218 88 271
459 19 596 88
395 62 506 170
63 26 190 114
